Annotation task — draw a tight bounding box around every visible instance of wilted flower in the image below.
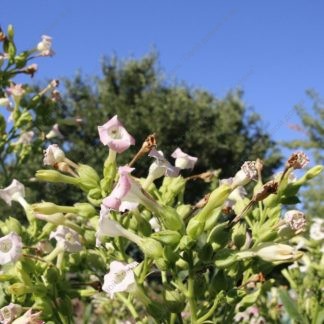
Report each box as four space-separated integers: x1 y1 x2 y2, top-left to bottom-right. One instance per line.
103 166 146 212
0 232 22 265
234 306 265 323
232 161 257 187
0 179 25 206
148 149 179 179
36 35 54 56
286 151 309 169
45 123 64 139
309 218 324 241
98 115 135 153
102 261 138 298
50 225 82 253
281 210 306 233
23 63 38 77
43 144 66 166
171 147 198 170
12 309 44 324
0 303 23 324
255 243 303 263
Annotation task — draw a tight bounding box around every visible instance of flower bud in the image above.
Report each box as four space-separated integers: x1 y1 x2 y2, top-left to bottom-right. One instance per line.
165 289 186 313
4 217 22 235
77 164 100 191
232 222 246 249
151 230 181 246
6 283 32 296
176 204 191 219
157 205 184 232
255 243 303 263
74 203 97 218
139 238 163 259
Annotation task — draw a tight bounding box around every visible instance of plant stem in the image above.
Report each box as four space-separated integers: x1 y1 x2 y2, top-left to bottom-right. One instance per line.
117 293 139 320
187 251 197 323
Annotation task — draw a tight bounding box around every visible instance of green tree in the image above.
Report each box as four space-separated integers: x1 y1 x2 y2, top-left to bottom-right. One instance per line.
284 89 324 217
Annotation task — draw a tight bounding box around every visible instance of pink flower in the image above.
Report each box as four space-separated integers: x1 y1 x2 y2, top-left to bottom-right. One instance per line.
171 148 198 170
0 232 23 265
148 149 179 178
98 115 135 153
0 97 12 111
102 261 138 298
36 35 54 57
102 166 143 212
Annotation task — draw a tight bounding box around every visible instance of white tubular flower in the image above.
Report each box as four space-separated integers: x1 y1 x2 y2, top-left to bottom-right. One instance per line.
96 205 141 247
220 178 246 208
232 161 257 187
309 218 324 241
36 35 54 56
102 261 138 298
12 309 44 324
148 149 179 178
255 243 303 263
171 147 198 170
50 225 82 253
0 232 23 265
0 303 23 324
45 124 64 139
0 179 25 206
43 144 66 166
0 97 12 111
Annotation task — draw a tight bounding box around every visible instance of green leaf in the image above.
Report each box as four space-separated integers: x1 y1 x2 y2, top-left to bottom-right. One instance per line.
280 195 301 205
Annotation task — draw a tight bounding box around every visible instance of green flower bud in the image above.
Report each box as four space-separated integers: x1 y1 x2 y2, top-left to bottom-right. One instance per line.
179 235 195 250
4 217 22 235
157 205 184 232
139 238 163 259
176 204 192 219
186 219 205 239
214 249 238 268
165 289 186 313
175 257 188 269
87 188 102 206
77 164 100 191
74 203 96 218
6 282 32 296
232 222 246 249
7 25 14 40
163 246 179 264
32 202 65 214
36 170 80 186
208 223 230 251
151 230 181 245
303 165 323 181
198 243 214 262
14 111 32 128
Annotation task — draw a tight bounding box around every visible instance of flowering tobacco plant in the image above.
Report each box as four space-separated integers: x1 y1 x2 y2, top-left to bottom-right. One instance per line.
0 109 322 323
0 26 323 324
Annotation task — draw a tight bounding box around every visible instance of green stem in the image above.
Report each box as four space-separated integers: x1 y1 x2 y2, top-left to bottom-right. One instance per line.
196 291 224 323
188 251 197 323
117 293 139 320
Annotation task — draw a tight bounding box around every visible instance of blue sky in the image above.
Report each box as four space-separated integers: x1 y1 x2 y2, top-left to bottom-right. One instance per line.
1 0 323 144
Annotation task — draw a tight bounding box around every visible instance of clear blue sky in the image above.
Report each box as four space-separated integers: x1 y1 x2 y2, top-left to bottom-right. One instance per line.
2 0 323 143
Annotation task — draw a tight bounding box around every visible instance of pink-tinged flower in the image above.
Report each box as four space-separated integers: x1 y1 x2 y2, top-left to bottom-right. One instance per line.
287 151 310 169
0 179 25 206
49 225 82 253
102 166 143 212
102 261 138 298
171 148 198 170
43 144 66 166
12 309 44 324
98 115 135 153
309 218 324 241
148 149 180 178
232 161 257 187
6 84 25 100
36 35 54 57
0 303 23 324
283 210 306 232
0 232 23 265
45 123 64 139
